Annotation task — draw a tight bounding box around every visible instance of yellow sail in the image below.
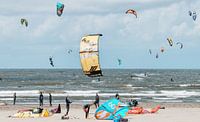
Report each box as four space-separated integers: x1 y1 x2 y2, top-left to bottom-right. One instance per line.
79 34 103 77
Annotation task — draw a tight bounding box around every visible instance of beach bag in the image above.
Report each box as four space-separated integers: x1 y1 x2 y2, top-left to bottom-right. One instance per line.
120 118 128 122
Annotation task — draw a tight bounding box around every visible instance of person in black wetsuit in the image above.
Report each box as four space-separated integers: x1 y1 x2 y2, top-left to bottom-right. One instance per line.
94 93 99 108
115 93 120 100
65 96 72 116
13 92 16 105
49 93 52 106
39 92 43 107
83 104 90 119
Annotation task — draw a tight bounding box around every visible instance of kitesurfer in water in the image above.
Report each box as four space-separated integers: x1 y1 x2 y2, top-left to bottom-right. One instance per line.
170 78 174 82
94 93 99 108
49 57 54 67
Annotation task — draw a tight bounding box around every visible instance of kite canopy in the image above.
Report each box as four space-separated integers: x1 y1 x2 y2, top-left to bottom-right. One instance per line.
192 12 197 21
79 34 103 77
20 18 28 27
176 42 183 49
156 53 159 59
126 9 137 18
67 49 72 54
167 37 173 46
149 49 152 55
95 98 129 120
56 2 64 16
160 47 165 53
188 11 197 21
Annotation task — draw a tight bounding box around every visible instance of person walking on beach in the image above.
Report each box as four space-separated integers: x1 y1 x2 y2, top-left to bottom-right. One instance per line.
49 93 52 106
65 96 72 116
39 92 43 107
13 92 16 105
94 93 99 108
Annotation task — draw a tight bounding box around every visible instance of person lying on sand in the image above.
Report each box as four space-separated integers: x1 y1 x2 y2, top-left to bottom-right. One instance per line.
128 105 165 114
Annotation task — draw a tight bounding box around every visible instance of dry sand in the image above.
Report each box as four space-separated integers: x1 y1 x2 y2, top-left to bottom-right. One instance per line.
0 103 200 122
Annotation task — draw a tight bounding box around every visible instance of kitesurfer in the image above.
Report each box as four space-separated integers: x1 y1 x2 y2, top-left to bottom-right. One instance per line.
13 92 16 105
170 78 174 82
94 93 99 108
83 104 90 119
39 92 43 107
65 96 72 116
49 93 52 106
49 57 54 67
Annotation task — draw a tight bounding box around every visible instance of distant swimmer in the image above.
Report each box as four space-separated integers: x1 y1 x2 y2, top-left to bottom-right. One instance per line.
170 78 174 82
0 78 2 81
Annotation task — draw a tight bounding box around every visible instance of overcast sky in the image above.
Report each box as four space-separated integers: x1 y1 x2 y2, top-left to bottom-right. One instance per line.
0 0 200 69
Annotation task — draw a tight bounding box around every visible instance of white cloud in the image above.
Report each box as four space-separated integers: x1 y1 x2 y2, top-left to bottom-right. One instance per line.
0 0 200 68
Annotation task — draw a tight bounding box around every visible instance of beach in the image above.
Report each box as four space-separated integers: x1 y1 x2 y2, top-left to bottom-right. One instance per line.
0 103 200 122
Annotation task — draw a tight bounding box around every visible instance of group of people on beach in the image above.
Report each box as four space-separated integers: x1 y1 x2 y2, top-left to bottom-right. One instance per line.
12 92 101 119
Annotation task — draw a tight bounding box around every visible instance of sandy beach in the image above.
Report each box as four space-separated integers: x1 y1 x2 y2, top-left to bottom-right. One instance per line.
1 103 200 122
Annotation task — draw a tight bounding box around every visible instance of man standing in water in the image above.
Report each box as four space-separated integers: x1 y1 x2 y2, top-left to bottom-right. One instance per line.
39 92 43 107
65 96 72 116
49 93 52 106
13 92 16 105
94 93 99 108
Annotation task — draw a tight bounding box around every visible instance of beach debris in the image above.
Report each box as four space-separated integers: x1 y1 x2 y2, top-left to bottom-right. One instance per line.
176 42 183 49
61 115 69 120
79 34 103 77
95 98 129 120
57 2 64 17
126 9 137 18
20 18 28 27
167 37 173 46
49 56 54 67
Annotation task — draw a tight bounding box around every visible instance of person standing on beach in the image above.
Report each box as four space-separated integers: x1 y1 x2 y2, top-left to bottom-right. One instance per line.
65 96 72 116
94 93 99 108
39 92 43 107
49 93 52 106
115 93 120 100
83 104 90 119
13 92 16 105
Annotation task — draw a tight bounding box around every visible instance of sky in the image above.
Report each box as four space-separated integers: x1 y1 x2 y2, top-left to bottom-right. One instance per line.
0 0 200 69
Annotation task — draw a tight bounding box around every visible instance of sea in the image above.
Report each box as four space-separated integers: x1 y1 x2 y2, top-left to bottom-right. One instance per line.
0 69 200 105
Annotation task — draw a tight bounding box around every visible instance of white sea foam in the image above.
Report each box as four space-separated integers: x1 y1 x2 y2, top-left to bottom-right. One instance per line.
152 97 177 100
